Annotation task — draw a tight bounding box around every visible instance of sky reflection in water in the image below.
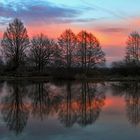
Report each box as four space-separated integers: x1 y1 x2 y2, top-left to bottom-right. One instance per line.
0 81 140 140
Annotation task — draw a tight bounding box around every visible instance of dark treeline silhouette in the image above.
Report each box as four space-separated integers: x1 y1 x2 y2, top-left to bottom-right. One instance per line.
1 18 140 78
0 81 105 134
110 31 140 76
0 18 106 78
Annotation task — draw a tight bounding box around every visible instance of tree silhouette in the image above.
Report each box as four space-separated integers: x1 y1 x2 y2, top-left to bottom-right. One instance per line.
29 34 55 71
77 31 105 71
77 31 88 70
58 29 77 68
1 82 29 135
52 44 64 67
1 18 29 70
125 32 140 64
87 33 105 69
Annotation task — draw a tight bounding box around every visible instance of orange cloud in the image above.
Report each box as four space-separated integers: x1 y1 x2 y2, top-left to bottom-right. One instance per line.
26 23 127 49
27 23 81 39
94 32 127 47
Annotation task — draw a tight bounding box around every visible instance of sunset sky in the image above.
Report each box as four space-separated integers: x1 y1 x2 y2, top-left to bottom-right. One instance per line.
0 0 140 64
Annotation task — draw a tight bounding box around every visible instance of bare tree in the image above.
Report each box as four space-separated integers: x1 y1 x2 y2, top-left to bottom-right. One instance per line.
77 31 105 71
125 32 140 64
52 44 64 67
77 31 88 69
1 18 29 70
58 29 77 68
87 33 105 69
29 34 55 71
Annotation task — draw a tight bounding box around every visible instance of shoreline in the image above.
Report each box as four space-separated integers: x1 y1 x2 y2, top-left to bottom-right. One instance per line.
0 76 140 82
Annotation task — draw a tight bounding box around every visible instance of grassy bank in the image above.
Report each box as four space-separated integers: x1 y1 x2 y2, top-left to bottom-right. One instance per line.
0 67 140 81
0 75 140 82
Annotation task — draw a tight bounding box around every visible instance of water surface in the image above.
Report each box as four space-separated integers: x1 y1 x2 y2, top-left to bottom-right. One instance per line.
0 81 140 140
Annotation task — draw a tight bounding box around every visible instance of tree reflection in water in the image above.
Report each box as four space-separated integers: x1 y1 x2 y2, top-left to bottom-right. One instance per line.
112 82 140 126
58 81 77 127
1 82 29 135
29 82 50 120
77 82 105 127
1 81 106 135
29 82 64 120
58 82 105 127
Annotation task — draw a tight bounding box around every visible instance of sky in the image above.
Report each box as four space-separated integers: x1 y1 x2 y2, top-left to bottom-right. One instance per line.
0 0 140 64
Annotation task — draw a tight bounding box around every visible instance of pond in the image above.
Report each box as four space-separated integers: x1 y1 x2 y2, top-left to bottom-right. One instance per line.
0 80 140 140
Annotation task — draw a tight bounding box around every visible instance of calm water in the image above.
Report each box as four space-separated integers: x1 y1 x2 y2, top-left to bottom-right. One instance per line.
0 81 140 140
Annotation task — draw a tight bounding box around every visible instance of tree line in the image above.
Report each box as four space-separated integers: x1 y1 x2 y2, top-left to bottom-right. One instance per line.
0 18 105 73
112 31 140 68
110 31 140 76
0 18 140 76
